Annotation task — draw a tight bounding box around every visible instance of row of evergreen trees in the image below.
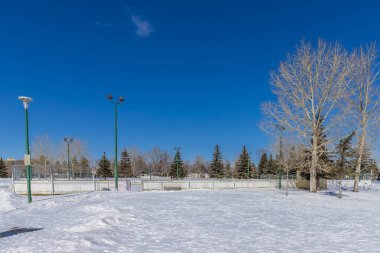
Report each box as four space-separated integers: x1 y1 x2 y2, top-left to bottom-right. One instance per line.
96 145 283 179
97 150 133 178
171 145 283 179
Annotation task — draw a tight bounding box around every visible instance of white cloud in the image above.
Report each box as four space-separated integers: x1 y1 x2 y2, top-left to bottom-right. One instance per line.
131 15 154 37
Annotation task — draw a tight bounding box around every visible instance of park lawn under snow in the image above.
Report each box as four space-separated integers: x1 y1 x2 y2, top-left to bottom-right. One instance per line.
1 181 380 253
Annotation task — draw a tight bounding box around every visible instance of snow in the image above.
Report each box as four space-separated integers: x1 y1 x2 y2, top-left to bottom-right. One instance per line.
1 179 380 252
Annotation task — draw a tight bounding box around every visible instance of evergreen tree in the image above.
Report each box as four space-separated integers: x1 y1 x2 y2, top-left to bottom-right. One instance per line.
333 131 355 198
251 162 258 178
352 145 379 179
257 153 268 178
209 145 224 178
169 149 186 178
356 144 373 174
266 154 277 175
119 149 132 177
224 161 232 178
234 145 252 179
0 158 8 178
79 156 90 178
97 152 112 178
333 131 355 178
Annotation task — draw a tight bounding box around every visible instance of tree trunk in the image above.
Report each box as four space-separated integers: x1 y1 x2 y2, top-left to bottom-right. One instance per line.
354 126 366 192
310 133 318 192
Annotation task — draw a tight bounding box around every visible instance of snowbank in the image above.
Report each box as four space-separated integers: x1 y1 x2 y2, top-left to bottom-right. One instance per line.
1 189 380 252
0 179 17 214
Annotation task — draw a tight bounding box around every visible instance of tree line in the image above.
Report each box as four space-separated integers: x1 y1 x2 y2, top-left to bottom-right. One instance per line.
95 144 286 179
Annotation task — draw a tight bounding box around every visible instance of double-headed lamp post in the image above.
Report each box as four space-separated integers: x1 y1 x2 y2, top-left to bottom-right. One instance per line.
107 94 125 191
64 137 74 179
18 96 33 203
174 147 180 178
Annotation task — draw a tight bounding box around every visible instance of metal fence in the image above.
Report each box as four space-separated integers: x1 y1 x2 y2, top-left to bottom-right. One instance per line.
12 164 94 180
142 179 297 191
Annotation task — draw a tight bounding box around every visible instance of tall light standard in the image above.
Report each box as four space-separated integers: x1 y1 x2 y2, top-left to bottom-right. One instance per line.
64 137 74 179
107 94 125 191
174 146 180 179
276 124 285 189
18 96 33 203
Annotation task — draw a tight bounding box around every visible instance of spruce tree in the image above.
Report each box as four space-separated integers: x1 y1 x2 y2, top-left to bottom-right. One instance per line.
0 158 8 178
79 156 90 178
119 149 132 177
257 153 268 178
209 145 224 178
251 162 258 178
224 161 232 178
97 152 113 178
169 149 186 178
356 144 374 175
334 131 355 178
334 131 355 197
266 154 277 175
234 145 252 179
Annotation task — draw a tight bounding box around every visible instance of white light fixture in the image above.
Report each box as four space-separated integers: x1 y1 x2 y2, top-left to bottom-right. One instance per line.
18 96 33 109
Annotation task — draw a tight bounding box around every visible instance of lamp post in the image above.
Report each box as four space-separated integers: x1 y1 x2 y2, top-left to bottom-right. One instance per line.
64 137 74 179
174 147 180 179
107 94 125 191
276 124 285 189
18 96 33 203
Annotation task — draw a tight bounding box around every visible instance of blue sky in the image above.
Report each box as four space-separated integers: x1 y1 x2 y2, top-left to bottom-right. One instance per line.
1 0 380 163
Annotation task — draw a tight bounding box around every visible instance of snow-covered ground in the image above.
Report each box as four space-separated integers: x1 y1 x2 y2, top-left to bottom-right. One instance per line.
1 179 380 253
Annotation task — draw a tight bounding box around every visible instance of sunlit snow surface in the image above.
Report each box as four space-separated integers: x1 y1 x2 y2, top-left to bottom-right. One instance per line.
1 179 380 253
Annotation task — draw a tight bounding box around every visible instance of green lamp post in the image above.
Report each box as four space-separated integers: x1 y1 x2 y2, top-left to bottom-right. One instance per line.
107 94 125 191
64 137 74 179
18 96 33 203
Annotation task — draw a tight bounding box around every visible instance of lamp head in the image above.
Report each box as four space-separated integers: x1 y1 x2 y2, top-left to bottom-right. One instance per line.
18 96 33 109
64 137 74 143
107 94 113 100
119 97 125 103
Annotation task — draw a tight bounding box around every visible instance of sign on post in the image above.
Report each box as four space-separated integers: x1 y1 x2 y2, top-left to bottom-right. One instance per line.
24 154 31 166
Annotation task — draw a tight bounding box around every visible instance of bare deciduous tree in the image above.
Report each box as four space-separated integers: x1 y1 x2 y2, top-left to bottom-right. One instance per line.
347 45 380 192
32 134 53 179
129 148 146 177
191 156 208 176
261 40 353 192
